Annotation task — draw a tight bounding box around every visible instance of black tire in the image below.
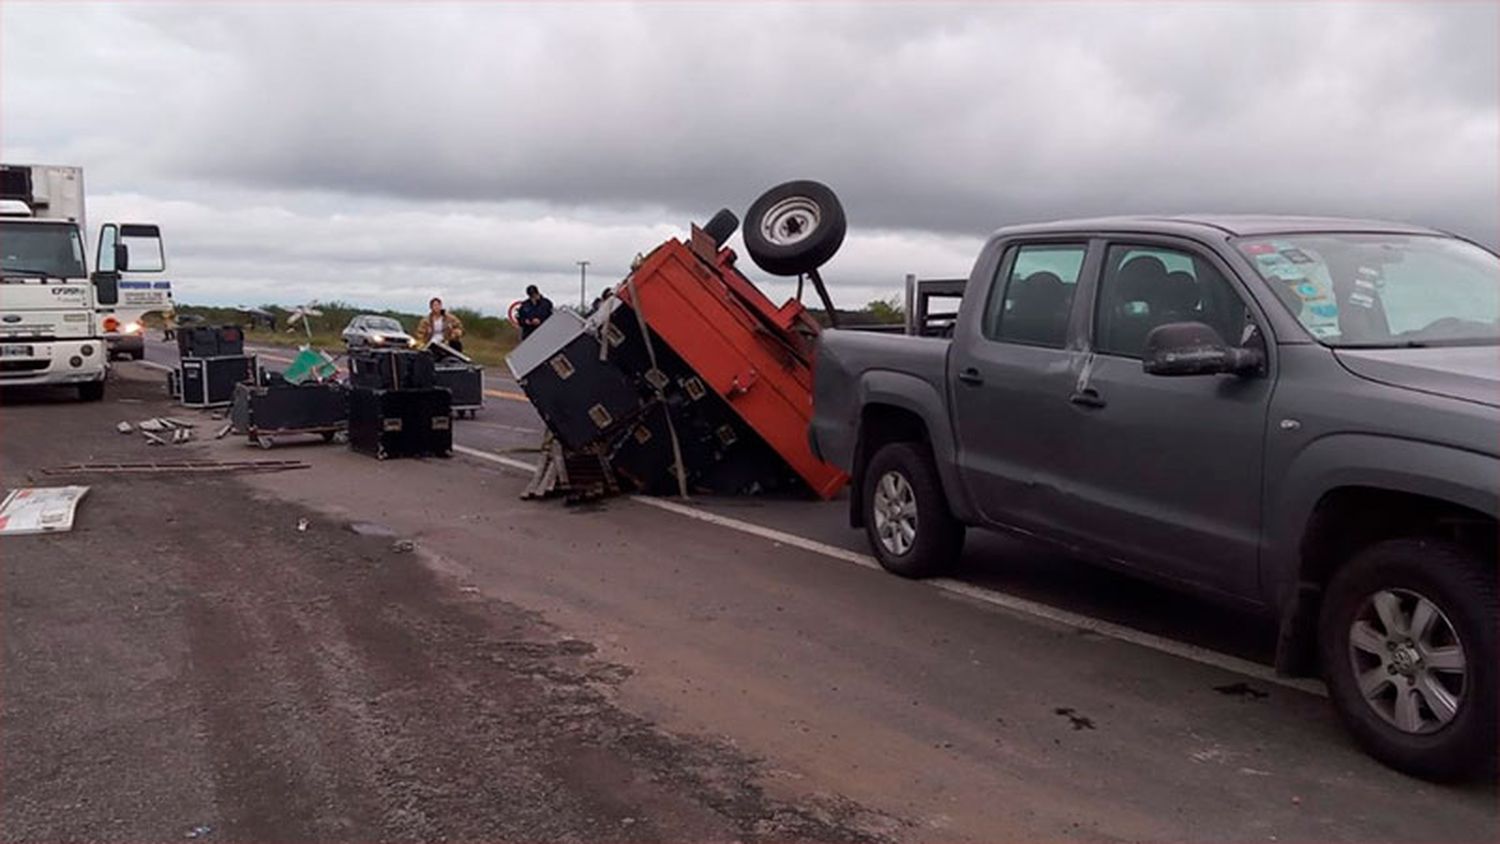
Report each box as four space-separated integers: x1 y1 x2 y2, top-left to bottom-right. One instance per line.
702 208 739 248
131 350 145 361
1318 537 1497 781
861 442 964 578
77 381 105 402
320 431 337 443
742 180 846 277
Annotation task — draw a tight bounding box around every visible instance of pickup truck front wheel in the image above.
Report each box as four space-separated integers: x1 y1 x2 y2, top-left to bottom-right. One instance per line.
863 442 964 578
1318 538 1496 780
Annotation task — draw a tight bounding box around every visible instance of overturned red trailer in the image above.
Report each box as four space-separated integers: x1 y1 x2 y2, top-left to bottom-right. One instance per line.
508 181 850 500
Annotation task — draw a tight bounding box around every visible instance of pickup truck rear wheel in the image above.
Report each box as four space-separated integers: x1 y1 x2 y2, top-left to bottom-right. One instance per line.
1318 538 1496 780
863 442 964 578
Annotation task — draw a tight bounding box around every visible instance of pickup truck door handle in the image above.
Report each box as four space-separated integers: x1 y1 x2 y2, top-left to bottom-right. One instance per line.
1069 388 1107 409
957 368 984 386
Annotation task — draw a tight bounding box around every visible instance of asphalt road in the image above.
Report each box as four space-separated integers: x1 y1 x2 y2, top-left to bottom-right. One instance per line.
5 346 1488 841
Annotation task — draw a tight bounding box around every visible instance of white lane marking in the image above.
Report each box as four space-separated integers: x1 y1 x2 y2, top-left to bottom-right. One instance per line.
451 443 1326 697
454 444 538 473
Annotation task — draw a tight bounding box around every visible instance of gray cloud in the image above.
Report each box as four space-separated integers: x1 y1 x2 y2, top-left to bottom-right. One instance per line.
3 1 1495 312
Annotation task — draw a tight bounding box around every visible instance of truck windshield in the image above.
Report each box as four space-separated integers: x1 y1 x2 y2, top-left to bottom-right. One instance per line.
1236 234 1500 347
0 221 86 280
368 317 403 332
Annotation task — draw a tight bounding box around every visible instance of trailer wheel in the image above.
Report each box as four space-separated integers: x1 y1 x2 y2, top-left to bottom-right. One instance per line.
702 208 739 248
742 180 846 277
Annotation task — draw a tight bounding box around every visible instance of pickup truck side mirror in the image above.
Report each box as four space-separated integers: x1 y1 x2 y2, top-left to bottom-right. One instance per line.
1143 321 1263 377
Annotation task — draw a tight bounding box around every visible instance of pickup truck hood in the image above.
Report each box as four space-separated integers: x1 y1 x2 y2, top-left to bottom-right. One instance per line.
1334 346 1500 409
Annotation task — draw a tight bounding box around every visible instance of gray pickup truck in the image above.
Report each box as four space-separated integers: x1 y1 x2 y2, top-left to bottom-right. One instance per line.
810 215 1497 780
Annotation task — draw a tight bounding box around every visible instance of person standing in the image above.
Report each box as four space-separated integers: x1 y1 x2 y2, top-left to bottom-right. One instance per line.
516 285 554 339
415 297 466 352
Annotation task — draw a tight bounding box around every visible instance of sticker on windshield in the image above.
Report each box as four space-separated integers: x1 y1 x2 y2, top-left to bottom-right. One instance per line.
1280 248 1315 264
1240 242 1276 255
1349 292 1376 309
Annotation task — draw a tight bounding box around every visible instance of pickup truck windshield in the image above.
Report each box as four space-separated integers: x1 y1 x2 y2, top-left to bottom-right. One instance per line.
0 221 86 280
1236 234 1500 347
367 317 403 332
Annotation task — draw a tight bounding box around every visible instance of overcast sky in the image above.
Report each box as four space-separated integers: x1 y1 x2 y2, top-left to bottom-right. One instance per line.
3 1 1496 316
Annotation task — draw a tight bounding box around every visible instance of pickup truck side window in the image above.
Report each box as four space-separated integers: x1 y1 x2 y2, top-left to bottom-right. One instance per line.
983 243 1086 348
1094 245 1255 358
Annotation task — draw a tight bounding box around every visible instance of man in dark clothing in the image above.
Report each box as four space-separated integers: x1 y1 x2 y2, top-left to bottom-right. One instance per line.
516 285 554 339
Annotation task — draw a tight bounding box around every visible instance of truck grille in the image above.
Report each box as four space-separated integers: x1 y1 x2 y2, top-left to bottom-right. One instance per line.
0 360 49 374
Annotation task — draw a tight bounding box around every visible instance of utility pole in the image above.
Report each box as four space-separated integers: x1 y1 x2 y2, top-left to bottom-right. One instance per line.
577 260 590 309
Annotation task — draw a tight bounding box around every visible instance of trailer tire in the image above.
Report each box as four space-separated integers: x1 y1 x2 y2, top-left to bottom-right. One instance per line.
703 208 739 248
862 442 963 578
743 180 846 277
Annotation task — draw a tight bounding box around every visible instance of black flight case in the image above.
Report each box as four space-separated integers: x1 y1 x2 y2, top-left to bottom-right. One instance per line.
347 386 452 460
230 379 349 449
178 355 258 408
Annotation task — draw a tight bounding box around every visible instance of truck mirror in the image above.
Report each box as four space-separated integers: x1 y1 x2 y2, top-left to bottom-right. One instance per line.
1142 321 1262 377
113 243 130 273
93 273 119 306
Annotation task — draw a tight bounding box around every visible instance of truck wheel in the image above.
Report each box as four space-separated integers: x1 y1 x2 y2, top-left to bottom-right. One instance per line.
131 349 145 361
1318 537 1496 780
742 180 846 277
77 381 105 402
862 442 964 578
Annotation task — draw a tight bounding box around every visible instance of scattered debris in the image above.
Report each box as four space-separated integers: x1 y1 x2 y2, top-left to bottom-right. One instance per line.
347 521 398 538
142 431 169 446
459 585 481 594
1238 767 1272 776
0 486 90 535
163 417 196 428
215 424 233 439
42 460 309 476
116 421 134 434
172 428 192 444
1214 681 1269 700
521 432 619 504
296 517 310 532
185 824 213 839
1291 795 1302 806
391 539 416 553
139 418 169 432
1053 707 1096 731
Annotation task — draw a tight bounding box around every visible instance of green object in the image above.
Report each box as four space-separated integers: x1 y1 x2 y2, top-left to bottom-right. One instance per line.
282 347 338 385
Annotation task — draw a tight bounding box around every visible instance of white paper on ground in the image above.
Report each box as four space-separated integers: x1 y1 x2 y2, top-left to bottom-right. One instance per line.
0 486 90 535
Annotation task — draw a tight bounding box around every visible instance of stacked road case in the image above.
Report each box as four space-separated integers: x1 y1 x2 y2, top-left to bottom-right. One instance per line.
346 349 452 459
174 325 257 408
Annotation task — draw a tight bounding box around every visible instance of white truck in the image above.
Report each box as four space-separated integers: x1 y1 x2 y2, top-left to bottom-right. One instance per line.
0 164 166 399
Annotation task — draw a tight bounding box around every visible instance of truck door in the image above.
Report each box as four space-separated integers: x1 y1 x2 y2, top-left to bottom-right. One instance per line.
95 223 166 315
1058 241 1272 598
950 241 1095 534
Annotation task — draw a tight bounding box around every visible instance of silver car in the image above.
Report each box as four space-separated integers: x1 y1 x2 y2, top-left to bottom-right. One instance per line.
341 314 415 349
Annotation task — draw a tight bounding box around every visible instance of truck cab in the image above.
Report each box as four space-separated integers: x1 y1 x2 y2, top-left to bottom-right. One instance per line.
0 164 166 399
